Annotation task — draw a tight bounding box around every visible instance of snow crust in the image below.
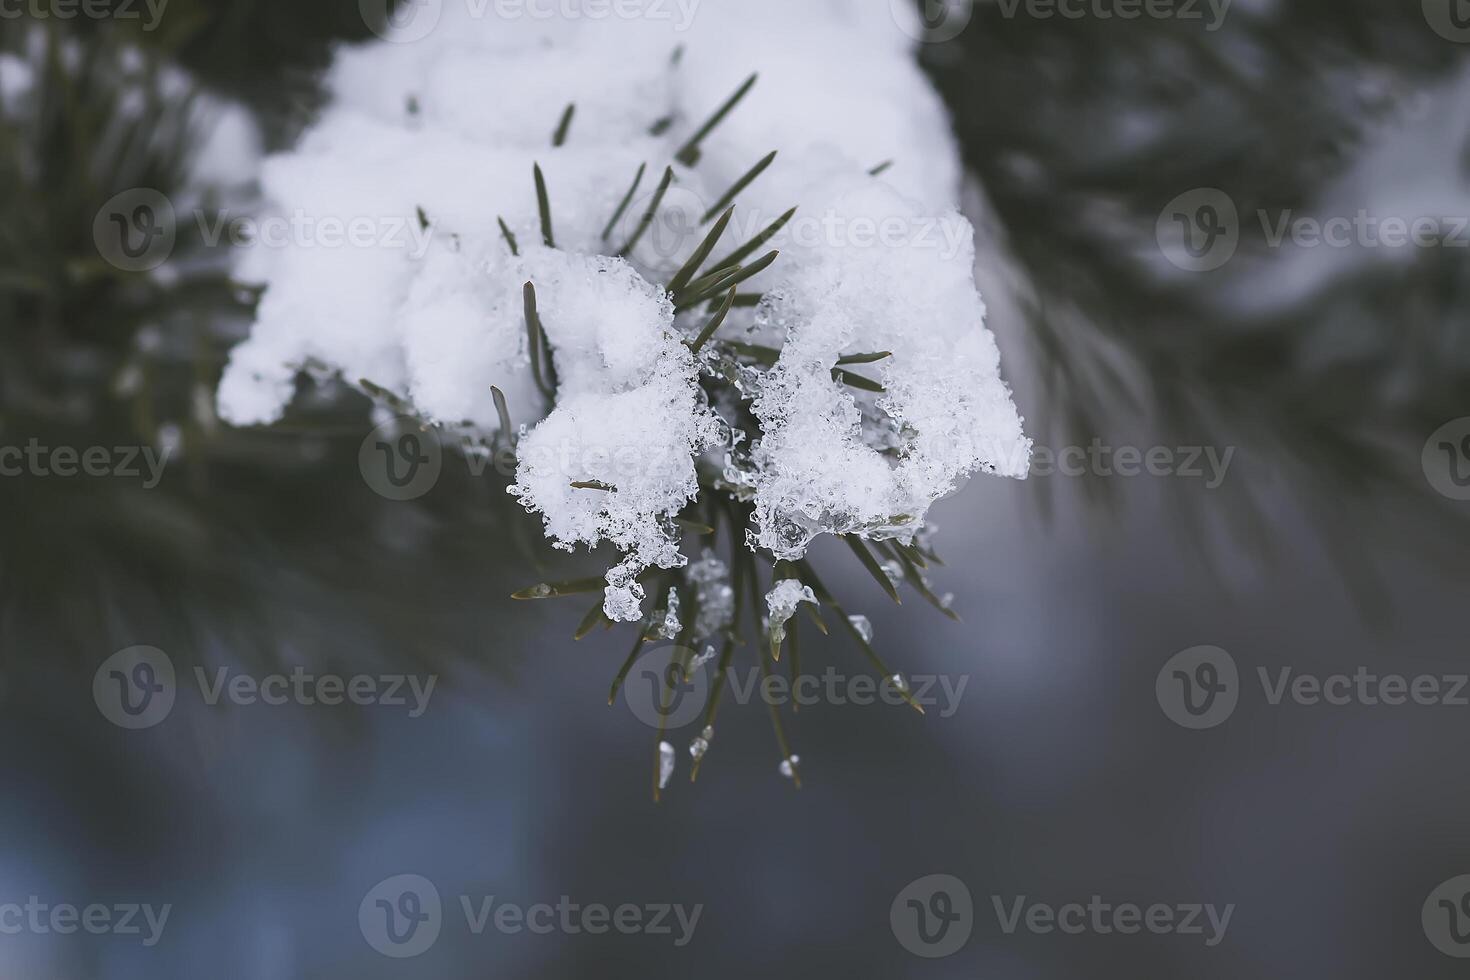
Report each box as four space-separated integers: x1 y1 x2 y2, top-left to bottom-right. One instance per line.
216 0 1029 619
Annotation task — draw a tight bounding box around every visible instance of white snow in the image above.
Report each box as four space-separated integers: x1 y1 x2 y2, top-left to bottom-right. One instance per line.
215 0 1029 620
764 577 817 647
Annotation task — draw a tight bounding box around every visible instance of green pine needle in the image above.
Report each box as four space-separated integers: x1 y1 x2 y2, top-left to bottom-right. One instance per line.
533 164 555 248
491 384 515 444
574 599 607 640
837 351 893 366
894 546 960 622
786 615 802 708
676 250 778 309
796 561 925 715
522 282 554 400
708 207 795 274
512 576 608 600
552 103 575 147
701 150 776 224
667 206 734 295
497 216 520 256
868 160 894 177
723 341 781 365
675 72 758 167
602 162 647 242
617 165 675 257
832 368 885 393
570 480 616 491
845 535 902 605
688 286 738 354
607 629 649 705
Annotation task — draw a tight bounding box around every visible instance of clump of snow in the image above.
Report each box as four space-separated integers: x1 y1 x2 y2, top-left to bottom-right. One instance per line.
686 550 734 636
215 0 1028 621
764 577 817 647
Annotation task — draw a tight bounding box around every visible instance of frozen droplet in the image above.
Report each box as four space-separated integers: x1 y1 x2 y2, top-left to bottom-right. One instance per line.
889 673 909 694
689 736 709 761
939 592 954 610
156 422 183 459
880 559 904 585
658 741 675 790
847 614 873 644
529 583 553 599
778 755 801 779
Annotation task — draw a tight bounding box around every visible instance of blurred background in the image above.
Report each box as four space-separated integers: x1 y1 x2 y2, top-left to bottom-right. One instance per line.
2 0 1468 977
